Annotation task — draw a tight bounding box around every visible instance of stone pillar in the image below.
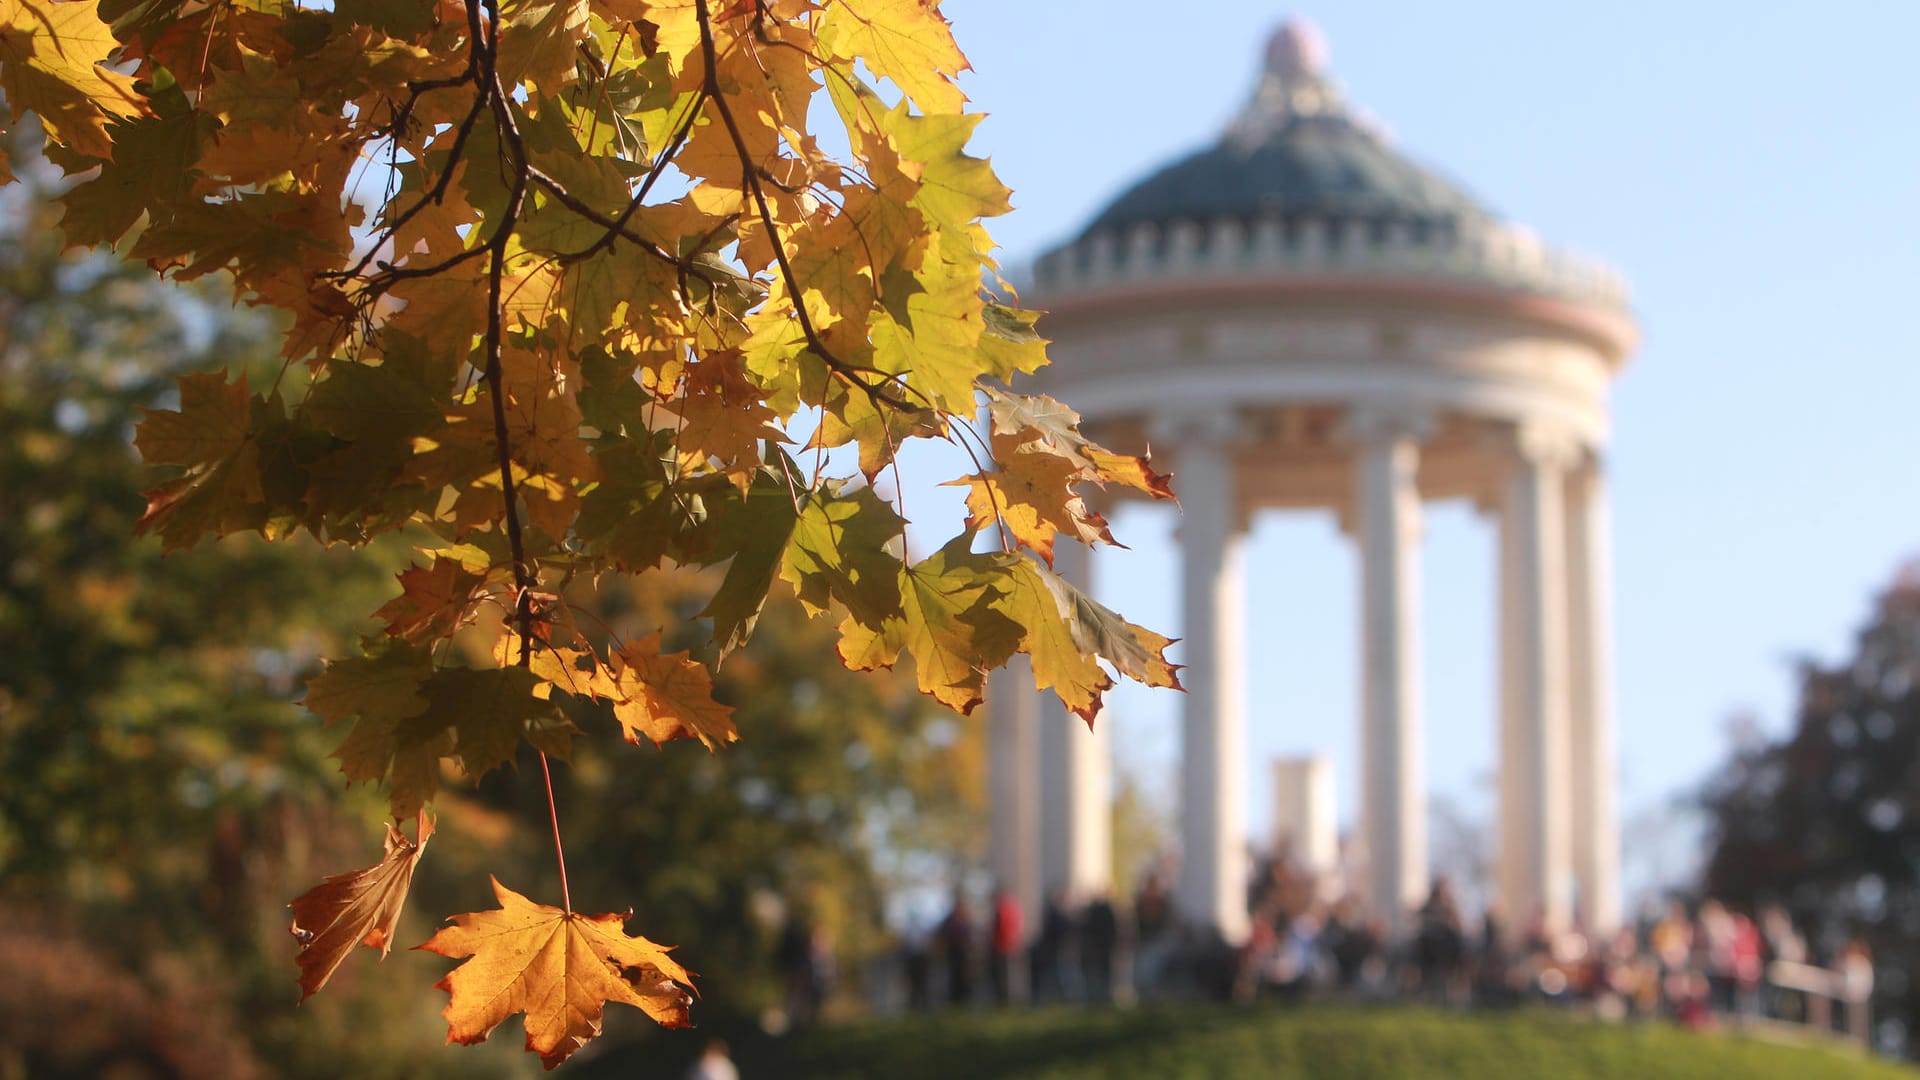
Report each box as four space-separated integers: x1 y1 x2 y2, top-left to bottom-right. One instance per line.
1271 756 1338 880
1352 409 1429 926
1567 456 1620 934
988 654 1042 945
1166 414 1250 942
1496 424 1577 936
1495 486 1522 932
1039 541 1111 904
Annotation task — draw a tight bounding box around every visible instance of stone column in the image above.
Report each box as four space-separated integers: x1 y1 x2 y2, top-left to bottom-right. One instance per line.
1351 408 1429 926
988 654 1042 946
1494 487 1522 932
1496 424 1577 936
1039 541 1111 904
1165 413 1250 942
1566 457 1620 934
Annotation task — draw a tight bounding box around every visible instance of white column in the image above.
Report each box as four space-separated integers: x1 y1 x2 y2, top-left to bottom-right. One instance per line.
1352 410 1428 926
1271 756 1338 880
989 654 1043 940
1567 457 1620 934
1497 424 1577 936
1039 541 1111 903
1495 488 1523 931
1168 415 1249 942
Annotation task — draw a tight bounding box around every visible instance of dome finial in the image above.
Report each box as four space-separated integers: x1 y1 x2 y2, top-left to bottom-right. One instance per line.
1266 17 1328 81
1230 15 1344 148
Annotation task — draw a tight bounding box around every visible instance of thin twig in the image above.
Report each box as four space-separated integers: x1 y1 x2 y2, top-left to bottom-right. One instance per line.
692 0 917 415
562 87 709 265
326 92 488 285
527 168 690 272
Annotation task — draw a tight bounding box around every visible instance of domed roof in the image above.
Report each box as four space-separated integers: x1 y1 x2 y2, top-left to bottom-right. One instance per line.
1081 20 1490 237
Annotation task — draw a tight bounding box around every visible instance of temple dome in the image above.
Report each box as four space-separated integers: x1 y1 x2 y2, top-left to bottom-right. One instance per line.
1080 19 1490 238
1035 17 1629 316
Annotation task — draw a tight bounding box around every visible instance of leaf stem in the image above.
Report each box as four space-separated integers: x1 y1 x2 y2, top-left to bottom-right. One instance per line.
539 750 573 915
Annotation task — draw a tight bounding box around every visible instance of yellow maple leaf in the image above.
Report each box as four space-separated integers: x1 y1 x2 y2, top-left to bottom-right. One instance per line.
419 878 695 1069
0 0 149 160
997 557 1110 723
816 0 967 115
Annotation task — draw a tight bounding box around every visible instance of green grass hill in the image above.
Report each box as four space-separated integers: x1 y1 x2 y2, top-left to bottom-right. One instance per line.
653 1005 1914 1080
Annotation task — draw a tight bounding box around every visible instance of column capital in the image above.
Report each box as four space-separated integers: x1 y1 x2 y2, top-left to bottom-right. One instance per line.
1489 420 1585 472
1567 448 1608 492
1149 407 1251 450
1342 402 1435 446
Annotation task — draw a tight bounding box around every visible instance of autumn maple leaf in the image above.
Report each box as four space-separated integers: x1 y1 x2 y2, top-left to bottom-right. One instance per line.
288 810 434 1002
418 878 695 1069
607 632 738 750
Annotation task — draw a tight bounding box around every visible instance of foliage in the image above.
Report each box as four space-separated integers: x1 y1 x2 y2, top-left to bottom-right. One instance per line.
0 129 986 1077
1110 772 1170 899
1 0 1169 1063
581 1005 1920 1080
1702 566 1920 1057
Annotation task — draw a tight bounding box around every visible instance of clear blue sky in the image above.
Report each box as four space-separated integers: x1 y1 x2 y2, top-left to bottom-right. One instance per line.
914 1 1920 880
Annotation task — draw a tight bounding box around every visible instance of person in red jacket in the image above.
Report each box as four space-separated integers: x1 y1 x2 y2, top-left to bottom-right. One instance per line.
990 886 1025 1005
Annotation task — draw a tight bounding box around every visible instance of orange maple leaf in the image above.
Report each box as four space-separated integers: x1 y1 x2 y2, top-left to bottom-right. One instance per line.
606 632 739 750
374 558 489 643
1085 446 1176 502
288 810 434 1002
418 878 695 1069
952 448 1118 567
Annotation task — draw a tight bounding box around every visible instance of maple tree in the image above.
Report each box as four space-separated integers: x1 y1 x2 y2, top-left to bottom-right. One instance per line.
0 0 1180 1066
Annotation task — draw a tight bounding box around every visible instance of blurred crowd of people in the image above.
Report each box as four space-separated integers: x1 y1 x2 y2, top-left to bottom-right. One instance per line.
885 859 1876 1045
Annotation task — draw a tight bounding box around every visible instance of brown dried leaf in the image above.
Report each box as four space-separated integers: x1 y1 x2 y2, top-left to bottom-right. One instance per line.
288 810 434 1002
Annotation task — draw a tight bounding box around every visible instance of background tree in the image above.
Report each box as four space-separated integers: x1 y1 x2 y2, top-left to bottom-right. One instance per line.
0 120 497 1080
1701 565 1920 1054
1110 773 1171 902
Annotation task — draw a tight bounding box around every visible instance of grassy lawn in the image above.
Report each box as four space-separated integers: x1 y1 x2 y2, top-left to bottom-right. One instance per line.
684 1005 1913 1079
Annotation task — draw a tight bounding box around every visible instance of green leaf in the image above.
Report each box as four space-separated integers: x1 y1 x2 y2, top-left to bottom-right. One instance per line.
305 640 446 819
896 535 1022 713
421 667 577 777
699 464 802 655
997 555 1111 723
496 0 588 91
306 362 447 443
576 432 711 571
780 480 906 626
980 303 1049 381
57 99 206 247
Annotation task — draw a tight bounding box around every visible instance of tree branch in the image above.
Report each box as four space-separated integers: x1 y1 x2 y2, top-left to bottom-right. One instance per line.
692 0 920 417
